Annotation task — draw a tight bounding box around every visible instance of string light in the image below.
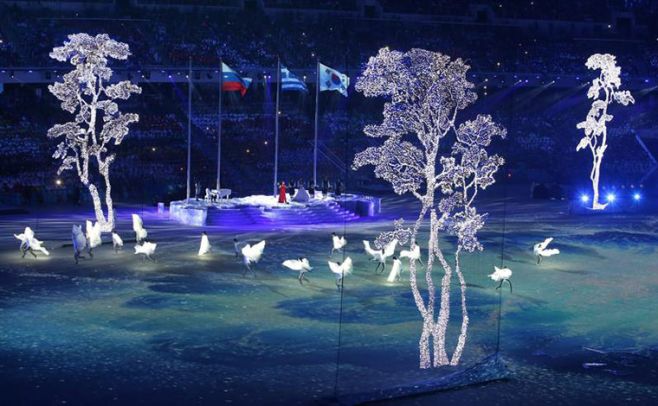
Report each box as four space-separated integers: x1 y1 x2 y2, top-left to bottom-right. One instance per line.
353 47 505 368
374 218 411 249
576 54 634 210
48 33 142 231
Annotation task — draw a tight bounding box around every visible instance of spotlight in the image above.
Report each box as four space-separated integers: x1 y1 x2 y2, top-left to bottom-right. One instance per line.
55 179 62 186
633 193 641 201
606 193 616 203
580 194 589 203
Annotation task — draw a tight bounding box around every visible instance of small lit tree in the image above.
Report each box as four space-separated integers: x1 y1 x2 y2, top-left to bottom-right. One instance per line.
48 33 141 231
353 48 505 368
576 54 634 210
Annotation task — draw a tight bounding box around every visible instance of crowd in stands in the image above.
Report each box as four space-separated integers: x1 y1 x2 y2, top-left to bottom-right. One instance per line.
1 2 657 75
1 2 658 206
1 81 656 206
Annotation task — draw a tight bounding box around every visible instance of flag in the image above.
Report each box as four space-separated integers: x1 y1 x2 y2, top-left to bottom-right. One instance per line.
281 65 307 92
222 62 251 96
319 63 349 97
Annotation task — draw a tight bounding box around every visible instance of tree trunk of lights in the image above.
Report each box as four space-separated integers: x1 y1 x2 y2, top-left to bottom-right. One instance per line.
409 205 433 369
419 317 433 369
590 143 606 210
101 167 115 232
433 242 452 366
425 220 439 368
450 248 469 365
86 183 110 230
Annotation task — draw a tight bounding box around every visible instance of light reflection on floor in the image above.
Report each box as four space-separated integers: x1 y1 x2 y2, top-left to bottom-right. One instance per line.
0 197 657 405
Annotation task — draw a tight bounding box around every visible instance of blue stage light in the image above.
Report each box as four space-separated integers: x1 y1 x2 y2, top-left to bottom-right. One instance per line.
580 194 589 203
633 193 641 201
606 193 616 203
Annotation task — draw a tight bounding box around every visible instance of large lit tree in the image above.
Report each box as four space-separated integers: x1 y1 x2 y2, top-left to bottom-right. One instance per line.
48 33 141 231
353 48 505 368
576 54 634 210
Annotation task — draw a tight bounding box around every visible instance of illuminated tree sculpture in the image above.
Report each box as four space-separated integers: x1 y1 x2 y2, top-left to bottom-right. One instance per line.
577 54 634 210
353 48 505 368
48 34 142 231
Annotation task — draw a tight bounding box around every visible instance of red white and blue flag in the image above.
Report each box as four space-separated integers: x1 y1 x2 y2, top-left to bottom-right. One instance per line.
319 62 349 97
222 62 251 96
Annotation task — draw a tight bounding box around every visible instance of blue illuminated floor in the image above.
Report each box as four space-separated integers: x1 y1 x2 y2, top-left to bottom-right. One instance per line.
0 197 657 405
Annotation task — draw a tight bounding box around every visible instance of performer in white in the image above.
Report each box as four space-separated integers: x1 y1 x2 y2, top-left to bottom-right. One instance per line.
533 238 560 264
489 266 513 292
72 224 87 264
14 227 49 258
363 239 397 273
386 256 403 283
331 232 347 255
135 242 157 261
14 227 34 255
282 257 313 284
241 240 266 273
132 214 148 244
328 257 352 290
400 243 423 265
86 220 102 258
111 230 124 253
198 231 211 256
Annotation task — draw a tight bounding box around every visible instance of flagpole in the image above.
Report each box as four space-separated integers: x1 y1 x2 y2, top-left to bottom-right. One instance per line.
216 58 223 192
313 58 319 187
273 57 281 196
186 57 192 201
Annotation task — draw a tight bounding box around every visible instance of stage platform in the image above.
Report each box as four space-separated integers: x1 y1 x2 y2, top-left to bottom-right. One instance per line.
168 194 381 227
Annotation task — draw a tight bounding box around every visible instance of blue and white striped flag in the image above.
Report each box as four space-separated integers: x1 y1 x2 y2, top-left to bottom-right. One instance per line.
281 65 307 92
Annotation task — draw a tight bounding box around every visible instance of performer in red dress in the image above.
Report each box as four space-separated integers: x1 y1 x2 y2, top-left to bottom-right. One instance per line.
278 181 287 204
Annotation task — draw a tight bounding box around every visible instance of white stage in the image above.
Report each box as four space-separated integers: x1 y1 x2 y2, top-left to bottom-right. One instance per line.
168 194 381 227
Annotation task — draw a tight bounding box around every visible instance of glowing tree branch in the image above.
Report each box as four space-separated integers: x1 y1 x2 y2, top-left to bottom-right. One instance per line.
375 218 412 249
576 54 634 210
435 115 505 365
48 33 141 231
353 48 505 368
